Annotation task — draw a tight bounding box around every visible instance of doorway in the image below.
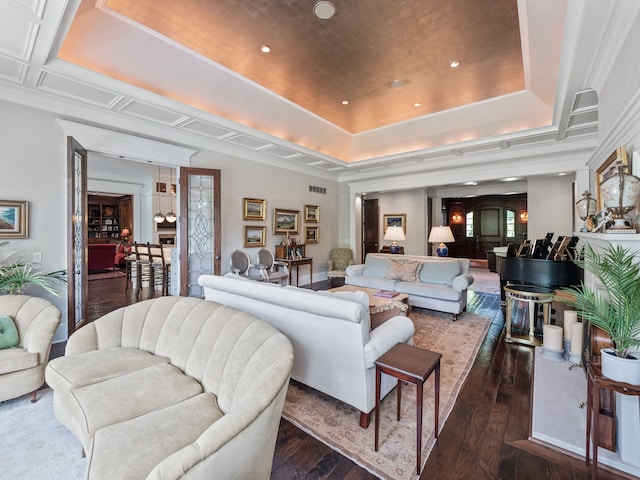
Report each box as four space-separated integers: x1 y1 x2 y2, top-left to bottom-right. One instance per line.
362 198 379 262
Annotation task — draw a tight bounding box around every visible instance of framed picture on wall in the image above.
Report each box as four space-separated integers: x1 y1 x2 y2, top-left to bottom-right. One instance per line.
305 226 319 244
0 200 28 238
304 204 319 223
244 226 266 247
273 208 299 234
383 213 406 233
243 198 266 221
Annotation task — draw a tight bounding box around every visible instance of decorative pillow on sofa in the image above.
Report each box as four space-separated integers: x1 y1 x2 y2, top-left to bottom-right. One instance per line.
0 314 20 349
384 258 421 282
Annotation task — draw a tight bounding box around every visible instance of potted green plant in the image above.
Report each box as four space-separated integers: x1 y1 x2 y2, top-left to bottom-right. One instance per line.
560 243 640 384
0 241 66 295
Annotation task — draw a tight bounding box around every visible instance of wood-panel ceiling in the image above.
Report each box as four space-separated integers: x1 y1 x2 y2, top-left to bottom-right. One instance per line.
104 0 524 133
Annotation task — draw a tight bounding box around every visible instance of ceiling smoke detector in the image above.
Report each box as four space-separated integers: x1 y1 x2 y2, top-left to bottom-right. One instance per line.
314 1 336 20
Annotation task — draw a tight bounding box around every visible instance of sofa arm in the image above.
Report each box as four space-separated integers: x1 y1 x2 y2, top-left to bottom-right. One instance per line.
65 323 99 355
346 264 365 276
363 316 415 369
453 274 475 291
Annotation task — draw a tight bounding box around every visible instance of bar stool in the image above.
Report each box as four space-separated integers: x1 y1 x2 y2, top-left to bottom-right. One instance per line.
133 242 153 299
148 243 171 297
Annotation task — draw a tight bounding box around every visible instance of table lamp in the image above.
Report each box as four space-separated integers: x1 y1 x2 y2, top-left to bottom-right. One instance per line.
428 225 455 257
384 225 405 254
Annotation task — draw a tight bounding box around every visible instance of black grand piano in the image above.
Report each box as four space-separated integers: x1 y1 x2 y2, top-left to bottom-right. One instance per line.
494 234 584 299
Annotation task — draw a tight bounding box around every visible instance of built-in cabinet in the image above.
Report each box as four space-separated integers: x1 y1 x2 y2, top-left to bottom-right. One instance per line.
88 195 133 243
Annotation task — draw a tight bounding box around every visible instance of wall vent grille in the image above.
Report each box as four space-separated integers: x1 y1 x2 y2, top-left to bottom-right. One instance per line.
309 185 327 194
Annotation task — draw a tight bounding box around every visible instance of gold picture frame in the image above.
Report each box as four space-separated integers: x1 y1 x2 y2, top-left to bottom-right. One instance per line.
0 200 28 238
383 213 406 233
304 204 319 223
243 226 266 247
596 147 629 210
273 208 299 234
305 226 319 244
243 198 266 221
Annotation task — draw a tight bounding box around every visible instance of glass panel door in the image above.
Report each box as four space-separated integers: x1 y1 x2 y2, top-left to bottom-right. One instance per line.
66 137 88 336
179 167 221 297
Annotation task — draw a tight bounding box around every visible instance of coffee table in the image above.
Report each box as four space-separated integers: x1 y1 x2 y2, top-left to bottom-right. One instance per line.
328 285 410 329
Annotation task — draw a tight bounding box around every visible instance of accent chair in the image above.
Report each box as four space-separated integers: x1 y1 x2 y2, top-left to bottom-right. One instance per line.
326 248 355 287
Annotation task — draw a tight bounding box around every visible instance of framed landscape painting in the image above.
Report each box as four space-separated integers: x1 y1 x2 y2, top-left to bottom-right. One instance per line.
383 213 406 233
304 204 319 223
305 226 319 244
244 226 266 247
273 208 299 234
243 197 266 221
0 200 28 238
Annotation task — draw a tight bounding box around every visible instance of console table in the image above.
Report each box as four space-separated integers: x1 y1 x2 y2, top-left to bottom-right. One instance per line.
276 257 312 287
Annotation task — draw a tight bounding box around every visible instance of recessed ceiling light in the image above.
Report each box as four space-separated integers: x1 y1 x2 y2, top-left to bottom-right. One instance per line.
463 181 478 186
390 79 405 89
314 1 336 20
414 102 421 107
260 45 271 53
558 172 566 176
342 100 349 105
502 177 519 182
450 61 460 68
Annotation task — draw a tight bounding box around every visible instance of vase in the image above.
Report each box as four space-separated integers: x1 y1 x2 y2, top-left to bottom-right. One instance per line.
600 347 640 384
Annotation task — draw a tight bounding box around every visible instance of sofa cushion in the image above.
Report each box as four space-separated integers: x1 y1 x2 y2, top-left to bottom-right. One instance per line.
88 393 222 480
385 258 421 282
46 347 169 393
418 260 461 285
0 347 38 374
396 281 462 302
69 363 203 442
0 314 19 349
362 255 389 277
345 274 397 291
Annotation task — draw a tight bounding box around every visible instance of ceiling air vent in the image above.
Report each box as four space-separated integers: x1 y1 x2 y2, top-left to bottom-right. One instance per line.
309 185 327 194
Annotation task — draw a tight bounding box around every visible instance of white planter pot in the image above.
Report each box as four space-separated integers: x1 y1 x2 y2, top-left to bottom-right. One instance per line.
600 347 640 385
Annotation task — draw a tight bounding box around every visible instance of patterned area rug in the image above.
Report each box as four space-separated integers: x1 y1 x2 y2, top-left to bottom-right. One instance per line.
282 309 492 479
0 389 86 479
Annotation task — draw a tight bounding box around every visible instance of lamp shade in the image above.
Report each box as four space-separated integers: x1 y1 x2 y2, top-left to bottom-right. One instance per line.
384 225 406 242
428 225 455 257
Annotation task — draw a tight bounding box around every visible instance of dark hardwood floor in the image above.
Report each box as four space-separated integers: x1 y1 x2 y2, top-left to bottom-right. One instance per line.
74 274 630 480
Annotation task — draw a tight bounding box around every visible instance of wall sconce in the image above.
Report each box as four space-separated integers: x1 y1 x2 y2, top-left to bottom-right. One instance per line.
519 211 528 223
451 213 463 224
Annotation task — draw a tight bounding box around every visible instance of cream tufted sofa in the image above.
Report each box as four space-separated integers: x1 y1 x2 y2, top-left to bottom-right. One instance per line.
45 296 294 480
0 295 61 403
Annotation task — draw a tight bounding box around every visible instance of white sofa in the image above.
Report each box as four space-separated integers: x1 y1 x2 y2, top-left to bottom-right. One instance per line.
198 274 415 428
45 296 294 480
345 253 474 319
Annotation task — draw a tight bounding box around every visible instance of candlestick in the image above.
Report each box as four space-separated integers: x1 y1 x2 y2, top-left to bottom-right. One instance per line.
570 321 583 355
563 310 577 340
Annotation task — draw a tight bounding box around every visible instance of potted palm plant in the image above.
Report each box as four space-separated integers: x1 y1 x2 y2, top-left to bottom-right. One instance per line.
0 241 66 295
560 243 640 384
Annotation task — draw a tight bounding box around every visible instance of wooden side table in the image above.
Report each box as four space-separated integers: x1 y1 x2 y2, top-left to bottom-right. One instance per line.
275 257 313 287
374 342 442 474
586 359 640 480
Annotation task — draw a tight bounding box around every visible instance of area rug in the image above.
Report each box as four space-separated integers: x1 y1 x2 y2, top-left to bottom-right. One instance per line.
0 389 86 479
282 309 492 479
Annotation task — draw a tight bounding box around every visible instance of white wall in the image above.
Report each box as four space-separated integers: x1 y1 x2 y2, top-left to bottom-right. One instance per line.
189 151 340 284
526 175 575 241
365 189 427 255
0 100 68 341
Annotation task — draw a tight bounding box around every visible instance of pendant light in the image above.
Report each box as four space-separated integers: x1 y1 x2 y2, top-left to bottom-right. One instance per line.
165 167 177 223
153 165 165 224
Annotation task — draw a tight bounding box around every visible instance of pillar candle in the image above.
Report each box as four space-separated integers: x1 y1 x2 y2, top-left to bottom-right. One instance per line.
570 321 584 355
543 324 563 351
563 310 578 340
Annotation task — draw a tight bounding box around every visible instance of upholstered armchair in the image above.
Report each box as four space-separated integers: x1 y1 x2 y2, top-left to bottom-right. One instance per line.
326 248 355 286
0 295 61 403
256 248 289 285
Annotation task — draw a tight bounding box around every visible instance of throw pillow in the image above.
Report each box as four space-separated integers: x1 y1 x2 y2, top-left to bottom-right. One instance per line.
0 314 20 349
384 258 420 282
